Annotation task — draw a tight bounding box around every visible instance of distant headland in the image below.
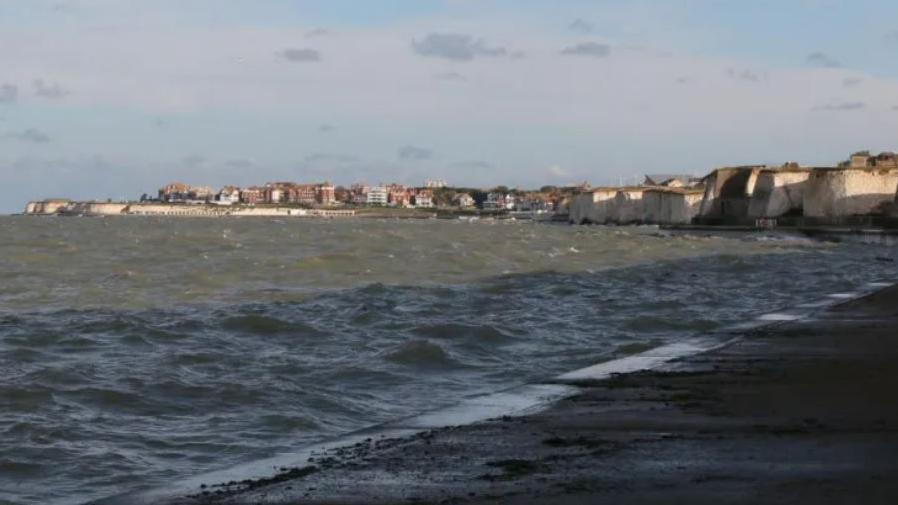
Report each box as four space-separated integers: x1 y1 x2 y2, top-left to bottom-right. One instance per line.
22 151 898 231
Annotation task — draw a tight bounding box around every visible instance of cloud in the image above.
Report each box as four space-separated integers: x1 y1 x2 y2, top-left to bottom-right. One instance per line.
561 42 611 58
33 79 69 99
398 145 434 161
0 84 18 104
225 158 257 169
181 154 206 166
569 19 595 34
318 124 335 133
813 101 865 111
434 72 466 82
886 29 898 43
451 160 493 169
548 165 568 178
3 128 51 143
726 68 765 82
305 153 358 163
412 33 510 61
305 28 329 38
279 48 321 63
842 77 862 88
806 52 842 68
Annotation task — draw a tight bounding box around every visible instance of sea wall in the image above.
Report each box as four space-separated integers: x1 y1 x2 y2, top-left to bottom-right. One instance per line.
643 189 704 225
126 204 315 217
804 168 898 218
24 201 356 218
747 169 811 219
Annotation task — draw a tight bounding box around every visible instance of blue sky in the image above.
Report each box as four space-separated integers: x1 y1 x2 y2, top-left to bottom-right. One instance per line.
1 0 898 212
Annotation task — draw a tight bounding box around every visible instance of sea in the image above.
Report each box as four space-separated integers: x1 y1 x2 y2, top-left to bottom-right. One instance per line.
1 216 896 505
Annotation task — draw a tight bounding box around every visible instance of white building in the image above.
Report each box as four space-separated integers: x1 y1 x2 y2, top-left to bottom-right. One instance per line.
367 186 388 206
424 179 447 189
217 187 241 205
453 193 475 209
483 192 509 210
415 195 434 208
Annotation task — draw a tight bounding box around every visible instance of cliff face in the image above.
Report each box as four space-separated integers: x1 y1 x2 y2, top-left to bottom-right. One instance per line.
804 168 898 218
66 202 129 215
610 189 647 224
698 167 762 220
25 200 71 215
747 170 811 219
643 189 704 225
568 190 616 224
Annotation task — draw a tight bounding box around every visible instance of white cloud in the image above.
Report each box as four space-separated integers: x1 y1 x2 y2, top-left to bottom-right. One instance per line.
561 42 611 58
548 165 567 178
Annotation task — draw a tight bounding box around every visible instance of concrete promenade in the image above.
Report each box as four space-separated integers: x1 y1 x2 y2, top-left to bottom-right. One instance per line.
96 284 898 505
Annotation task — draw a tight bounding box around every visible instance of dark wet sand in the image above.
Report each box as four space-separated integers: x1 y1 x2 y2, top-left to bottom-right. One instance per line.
154 285 898 505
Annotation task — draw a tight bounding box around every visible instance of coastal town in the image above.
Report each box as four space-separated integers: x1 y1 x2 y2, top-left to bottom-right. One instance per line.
23 150 898 229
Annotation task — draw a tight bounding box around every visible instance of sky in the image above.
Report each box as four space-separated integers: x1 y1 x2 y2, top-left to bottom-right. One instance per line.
2 0 898 213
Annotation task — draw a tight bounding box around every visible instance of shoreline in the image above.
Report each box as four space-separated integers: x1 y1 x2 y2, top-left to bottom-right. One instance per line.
86 280 898 505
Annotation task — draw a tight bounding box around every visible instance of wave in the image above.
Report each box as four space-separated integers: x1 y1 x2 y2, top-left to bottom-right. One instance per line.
384 340 459 368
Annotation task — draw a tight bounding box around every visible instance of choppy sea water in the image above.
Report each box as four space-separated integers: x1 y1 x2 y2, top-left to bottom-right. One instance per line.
1 216 896 505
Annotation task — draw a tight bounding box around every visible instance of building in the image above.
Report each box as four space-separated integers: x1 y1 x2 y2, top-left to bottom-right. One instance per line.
158 182 191 202
217 186 241 205
850 151 898 170
414 190 434 208
240 187 265 205
188 186 215 202
388 185 412 207
453 193 475 209
334 186 352 204
424 179 447 189
515 195 553 212
350 184 369 205
482 192 508 210
282 184 316 205
367 186 388 206
158 183 215 203
264 186 284 204
317 183 336 206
